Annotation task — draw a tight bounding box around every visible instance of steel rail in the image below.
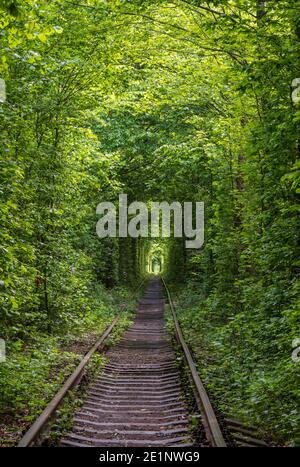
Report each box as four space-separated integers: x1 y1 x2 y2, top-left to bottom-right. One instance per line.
161 277 227 448
18 279 145 447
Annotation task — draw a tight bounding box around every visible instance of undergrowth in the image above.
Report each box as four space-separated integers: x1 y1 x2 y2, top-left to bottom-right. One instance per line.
168 283 300 447
0 284 137 446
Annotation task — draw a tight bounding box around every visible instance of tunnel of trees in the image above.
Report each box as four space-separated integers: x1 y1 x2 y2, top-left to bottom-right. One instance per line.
0 0 299 446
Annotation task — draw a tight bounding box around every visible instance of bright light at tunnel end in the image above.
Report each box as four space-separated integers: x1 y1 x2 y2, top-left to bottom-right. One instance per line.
96 194 204 249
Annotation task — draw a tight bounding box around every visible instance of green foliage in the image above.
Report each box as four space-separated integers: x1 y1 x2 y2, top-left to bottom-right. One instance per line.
0 0 299 447
0 337 79 416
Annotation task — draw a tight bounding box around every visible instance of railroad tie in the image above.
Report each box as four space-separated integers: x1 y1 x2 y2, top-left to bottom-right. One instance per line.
61 277 194 447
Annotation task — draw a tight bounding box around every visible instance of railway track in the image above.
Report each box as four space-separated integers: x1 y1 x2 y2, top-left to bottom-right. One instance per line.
61 278 194 447
18 277 268 448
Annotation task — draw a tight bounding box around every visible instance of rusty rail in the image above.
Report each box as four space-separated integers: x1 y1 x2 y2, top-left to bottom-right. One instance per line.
18 279 145 447
161 277 227 448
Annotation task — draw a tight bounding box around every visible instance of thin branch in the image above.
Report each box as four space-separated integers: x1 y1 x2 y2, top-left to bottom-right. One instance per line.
64 1 97 9
179 0 227 17
121 12 247 63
